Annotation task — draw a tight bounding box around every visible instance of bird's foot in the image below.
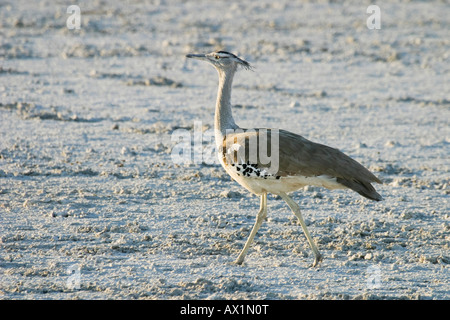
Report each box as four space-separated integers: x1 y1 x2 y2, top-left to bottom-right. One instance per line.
311 253 323 268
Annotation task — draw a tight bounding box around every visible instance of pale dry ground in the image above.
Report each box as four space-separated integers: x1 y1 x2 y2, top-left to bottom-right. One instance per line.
0 0 449 299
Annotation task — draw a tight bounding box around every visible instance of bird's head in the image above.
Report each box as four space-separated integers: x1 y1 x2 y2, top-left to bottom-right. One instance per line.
186 50 252 72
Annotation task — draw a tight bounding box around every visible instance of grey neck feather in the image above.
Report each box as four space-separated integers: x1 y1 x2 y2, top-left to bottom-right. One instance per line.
214 65 239 147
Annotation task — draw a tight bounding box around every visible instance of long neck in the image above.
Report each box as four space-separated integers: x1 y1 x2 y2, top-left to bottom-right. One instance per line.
215 67 238 146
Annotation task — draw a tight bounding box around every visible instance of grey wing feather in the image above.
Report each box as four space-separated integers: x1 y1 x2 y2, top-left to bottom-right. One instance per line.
277 130 380 182
277 130 382 201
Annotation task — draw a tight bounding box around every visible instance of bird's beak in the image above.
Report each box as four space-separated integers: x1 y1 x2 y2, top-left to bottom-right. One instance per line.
186 53 208 61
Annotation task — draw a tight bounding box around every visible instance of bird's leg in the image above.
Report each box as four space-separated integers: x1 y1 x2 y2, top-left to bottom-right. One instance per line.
279 192 323 267
235 193 267 265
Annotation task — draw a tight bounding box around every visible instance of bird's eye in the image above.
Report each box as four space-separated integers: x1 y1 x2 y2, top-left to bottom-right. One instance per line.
215 55 220 59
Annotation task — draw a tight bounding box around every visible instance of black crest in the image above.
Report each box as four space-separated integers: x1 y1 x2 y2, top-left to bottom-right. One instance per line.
217 50 252 70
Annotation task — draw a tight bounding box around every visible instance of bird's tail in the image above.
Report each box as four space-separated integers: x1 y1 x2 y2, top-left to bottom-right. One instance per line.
336 177 383 201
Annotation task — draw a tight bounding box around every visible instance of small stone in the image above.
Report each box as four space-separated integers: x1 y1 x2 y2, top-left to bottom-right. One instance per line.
220 190 241 198
314 90 327 98
385 140 397 147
